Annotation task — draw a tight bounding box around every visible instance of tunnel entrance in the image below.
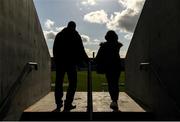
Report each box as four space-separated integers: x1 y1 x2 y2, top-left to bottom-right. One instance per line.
0 0 148 120
32 0 146 113
2 0 180 121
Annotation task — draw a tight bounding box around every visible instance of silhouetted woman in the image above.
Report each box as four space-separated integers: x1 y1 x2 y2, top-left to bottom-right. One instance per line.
95 30 123 111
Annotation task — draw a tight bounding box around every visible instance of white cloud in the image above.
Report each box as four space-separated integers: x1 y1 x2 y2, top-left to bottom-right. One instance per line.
84 10 108 24
56 26 65 32
124 32 133 40
44 19 55 30
85 48 95 58
118 0 145 12
89 39 100 45
120 50 127 58
43 30 57 40
43 19 64 40
81 34 90 43
107 9 140 32
107 0 145 33
81 34 100 46
93 39 100 42
81 0 97 6
49 49 53 57
82 0 145 33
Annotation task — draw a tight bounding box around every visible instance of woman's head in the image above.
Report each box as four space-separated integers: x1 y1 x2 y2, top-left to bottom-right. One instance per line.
105 30 118 42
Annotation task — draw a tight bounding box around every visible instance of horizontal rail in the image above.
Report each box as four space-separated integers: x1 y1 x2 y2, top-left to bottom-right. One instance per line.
140 62 180 113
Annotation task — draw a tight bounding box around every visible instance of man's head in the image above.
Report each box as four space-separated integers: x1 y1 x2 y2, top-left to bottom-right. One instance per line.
67 21 76 30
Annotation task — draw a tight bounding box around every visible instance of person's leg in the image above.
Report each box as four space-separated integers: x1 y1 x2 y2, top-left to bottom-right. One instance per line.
113 71 120 101
64 66 77 111
106 71 120 110
54 67 65 110
106 71 120 101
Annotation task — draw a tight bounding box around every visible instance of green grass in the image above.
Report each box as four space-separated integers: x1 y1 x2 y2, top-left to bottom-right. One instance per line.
51 71 125 92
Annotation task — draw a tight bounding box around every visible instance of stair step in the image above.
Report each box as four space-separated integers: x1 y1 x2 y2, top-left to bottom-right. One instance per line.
20 112 155 121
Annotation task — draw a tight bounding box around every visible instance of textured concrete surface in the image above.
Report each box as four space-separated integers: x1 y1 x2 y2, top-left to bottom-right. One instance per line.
126 0 180 119
0 0 51 120
25 92 145 112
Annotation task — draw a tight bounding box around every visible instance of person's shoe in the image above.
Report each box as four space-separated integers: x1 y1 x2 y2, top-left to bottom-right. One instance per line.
112 109 121 112
52 108 61 112
63 104 76 112
110 101 119 111
52 103 63 112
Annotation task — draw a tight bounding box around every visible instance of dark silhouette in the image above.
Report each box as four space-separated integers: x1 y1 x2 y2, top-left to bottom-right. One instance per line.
53 21 89 112
95 30 123 111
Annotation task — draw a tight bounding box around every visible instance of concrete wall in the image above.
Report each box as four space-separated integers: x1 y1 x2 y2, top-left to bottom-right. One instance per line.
0 0 51 120
126 0 180 119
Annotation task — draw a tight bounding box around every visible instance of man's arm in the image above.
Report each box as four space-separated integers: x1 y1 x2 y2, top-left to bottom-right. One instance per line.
77 33 89 63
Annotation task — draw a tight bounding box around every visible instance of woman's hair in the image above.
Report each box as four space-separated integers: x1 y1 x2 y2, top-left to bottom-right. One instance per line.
105 30 118 42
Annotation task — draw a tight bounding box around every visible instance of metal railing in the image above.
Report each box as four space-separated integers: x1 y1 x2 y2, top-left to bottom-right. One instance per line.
140 62 180 113
0 62 38 120
87 61 93 120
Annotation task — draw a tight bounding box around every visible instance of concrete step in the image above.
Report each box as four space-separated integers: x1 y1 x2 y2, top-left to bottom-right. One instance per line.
21 92 156 120
24 92 145 112
21 112 155 121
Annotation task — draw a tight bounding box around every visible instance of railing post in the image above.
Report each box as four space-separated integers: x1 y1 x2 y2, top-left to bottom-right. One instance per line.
87 61 93 120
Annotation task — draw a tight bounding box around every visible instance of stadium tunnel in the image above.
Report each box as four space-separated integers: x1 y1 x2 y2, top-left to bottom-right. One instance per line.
0 0 180 120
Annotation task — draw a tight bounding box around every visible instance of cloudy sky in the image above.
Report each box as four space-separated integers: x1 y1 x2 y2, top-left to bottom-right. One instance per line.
33 0 145 58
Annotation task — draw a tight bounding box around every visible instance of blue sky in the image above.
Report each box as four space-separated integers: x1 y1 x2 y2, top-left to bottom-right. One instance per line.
33 0 145 58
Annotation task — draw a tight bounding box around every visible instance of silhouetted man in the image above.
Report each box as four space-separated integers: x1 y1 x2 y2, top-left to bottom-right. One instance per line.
53 21 89 112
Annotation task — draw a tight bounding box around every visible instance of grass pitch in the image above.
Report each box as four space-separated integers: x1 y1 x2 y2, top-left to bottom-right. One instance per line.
51 71 125 92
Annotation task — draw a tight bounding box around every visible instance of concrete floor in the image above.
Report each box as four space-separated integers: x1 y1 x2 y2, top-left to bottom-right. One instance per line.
25 92 145 112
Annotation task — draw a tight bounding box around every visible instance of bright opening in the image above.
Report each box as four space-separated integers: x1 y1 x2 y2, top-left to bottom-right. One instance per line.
33 0 145 58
